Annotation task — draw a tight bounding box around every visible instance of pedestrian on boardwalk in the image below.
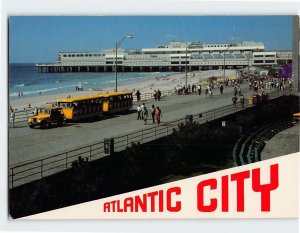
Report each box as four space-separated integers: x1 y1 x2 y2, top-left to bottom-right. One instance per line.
153 90 158 101
135 90 141 102
141 103 145 119
155 106 162 127
240 95 245 108
232 95 238 107
209 89 213 98
233 86 238 96
197 84 201 95
157 90 162 101
151 104 155 124
18 92 21 98
205 88 208 98
219 84 224 95
9 110 15 128
237 86 241 96
137 105 142 120
33 107 38 116
143 106 148 125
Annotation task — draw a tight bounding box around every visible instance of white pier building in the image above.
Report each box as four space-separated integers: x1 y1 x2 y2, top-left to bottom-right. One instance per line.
36 41 292 73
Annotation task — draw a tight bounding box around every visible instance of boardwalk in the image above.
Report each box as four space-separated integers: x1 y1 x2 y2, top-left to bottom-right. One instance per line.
9 83 254 166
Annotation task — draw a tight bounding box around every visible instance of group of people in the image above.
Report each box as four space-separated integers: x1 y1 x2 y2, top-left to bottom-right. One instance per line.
17 92 24 98
137 103 162 126
204 87 214 98
249 76 293 93
153 90 162 101
75 85 83 91
135 89 163 102
175 84 200 95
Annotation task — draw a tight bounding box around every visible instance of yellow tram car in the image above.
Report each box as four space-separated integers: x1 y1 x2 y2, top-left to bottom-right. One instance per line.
56 91 133 121
102 91 133 114
57 95 103 121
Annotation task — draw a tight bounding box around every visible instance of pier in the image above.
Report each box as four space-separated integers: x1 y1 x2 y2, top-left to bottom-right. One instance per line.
36 63 239 73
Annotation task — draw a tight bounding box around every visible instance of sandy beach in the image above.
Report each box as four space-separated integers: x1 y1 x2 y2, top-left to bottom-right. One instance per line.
9 69 237 110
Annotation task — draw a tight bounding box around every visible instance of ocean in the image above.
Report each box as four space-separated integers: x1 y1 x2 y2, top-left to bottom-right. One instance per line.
9 63 171 100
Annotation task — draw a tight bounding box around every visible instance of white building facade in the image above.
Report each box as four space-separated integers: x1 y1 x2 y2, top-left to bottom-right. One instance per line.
36 41 292 73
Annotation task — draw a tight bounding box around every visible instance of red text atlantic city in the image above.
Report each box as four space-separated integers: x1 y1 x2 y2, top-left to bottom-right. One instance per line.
103 164 279 213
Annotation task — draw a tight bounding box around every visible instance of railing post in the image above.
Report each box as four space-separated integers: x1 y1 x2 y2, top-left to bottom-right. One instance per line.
65 152 68 170
11 168 14 189
89 146 92 161
40 159 43 178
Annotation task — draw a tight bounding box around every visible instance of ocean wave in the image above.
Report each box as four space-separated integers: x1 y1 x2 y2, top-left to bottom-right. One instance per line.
9 84 78 97
100 80 115 84
14 84 25 87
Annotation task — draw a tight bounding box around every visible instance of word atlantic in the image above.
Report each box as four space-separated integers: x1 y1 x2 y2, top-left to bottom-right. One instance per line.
103 164 278 213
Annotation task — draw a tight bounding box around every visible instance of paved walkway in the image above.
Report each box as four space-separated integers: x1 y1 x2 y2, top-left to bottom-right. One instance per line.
261 123 299 160
9 83 254 166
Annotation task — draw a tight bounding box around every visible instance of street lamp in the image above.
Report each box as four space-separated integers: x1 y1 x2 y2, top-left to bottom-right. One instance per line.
185 43 188 87
115 35 133 92
247 56 251 79
223 44 236 84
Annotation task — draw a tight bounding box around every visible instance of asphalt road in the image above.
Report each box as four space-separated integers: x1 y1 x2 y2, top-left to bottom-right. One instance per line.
9 84 253 166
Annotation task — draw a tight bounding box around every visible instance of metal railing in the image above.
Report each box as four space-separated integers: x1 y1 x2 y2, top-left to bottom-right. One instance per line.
8 88 293 188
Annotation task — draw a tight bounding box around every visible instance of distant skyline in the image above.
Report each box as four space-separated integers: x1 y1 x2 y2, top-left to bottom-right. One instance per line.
9 16 292 63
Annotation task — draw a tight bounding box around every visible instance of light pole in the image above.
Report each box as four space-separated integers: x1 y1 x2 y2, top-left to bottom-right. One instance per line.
223 44 235 84
247 56 250 79
185 44 188 87
115 35 133 92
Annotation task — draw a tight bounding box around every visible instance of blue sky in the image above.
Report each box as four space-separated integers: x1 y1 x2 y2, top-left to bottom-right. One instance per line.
9 16 292 63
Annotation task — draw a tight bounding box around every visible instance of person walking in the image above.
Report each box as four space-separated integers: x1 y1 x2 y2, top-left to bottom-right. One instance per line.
155 106 162 127
153 90 158 101
240 94 245 108
137 105 142 120
140 103 145 119
205 88 208 98
219 84 224 95
232 95 238 107
208 88 213 98
9 110 15 128
135 90 141 102
143 106 148 125
197 84 201 95
151 104 155 124
157 90 162 101
33 107 38 116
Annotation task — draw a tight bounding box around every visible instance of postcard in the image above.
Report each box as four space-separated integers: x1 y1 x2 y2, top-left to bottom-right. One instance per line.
4 11 299 233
